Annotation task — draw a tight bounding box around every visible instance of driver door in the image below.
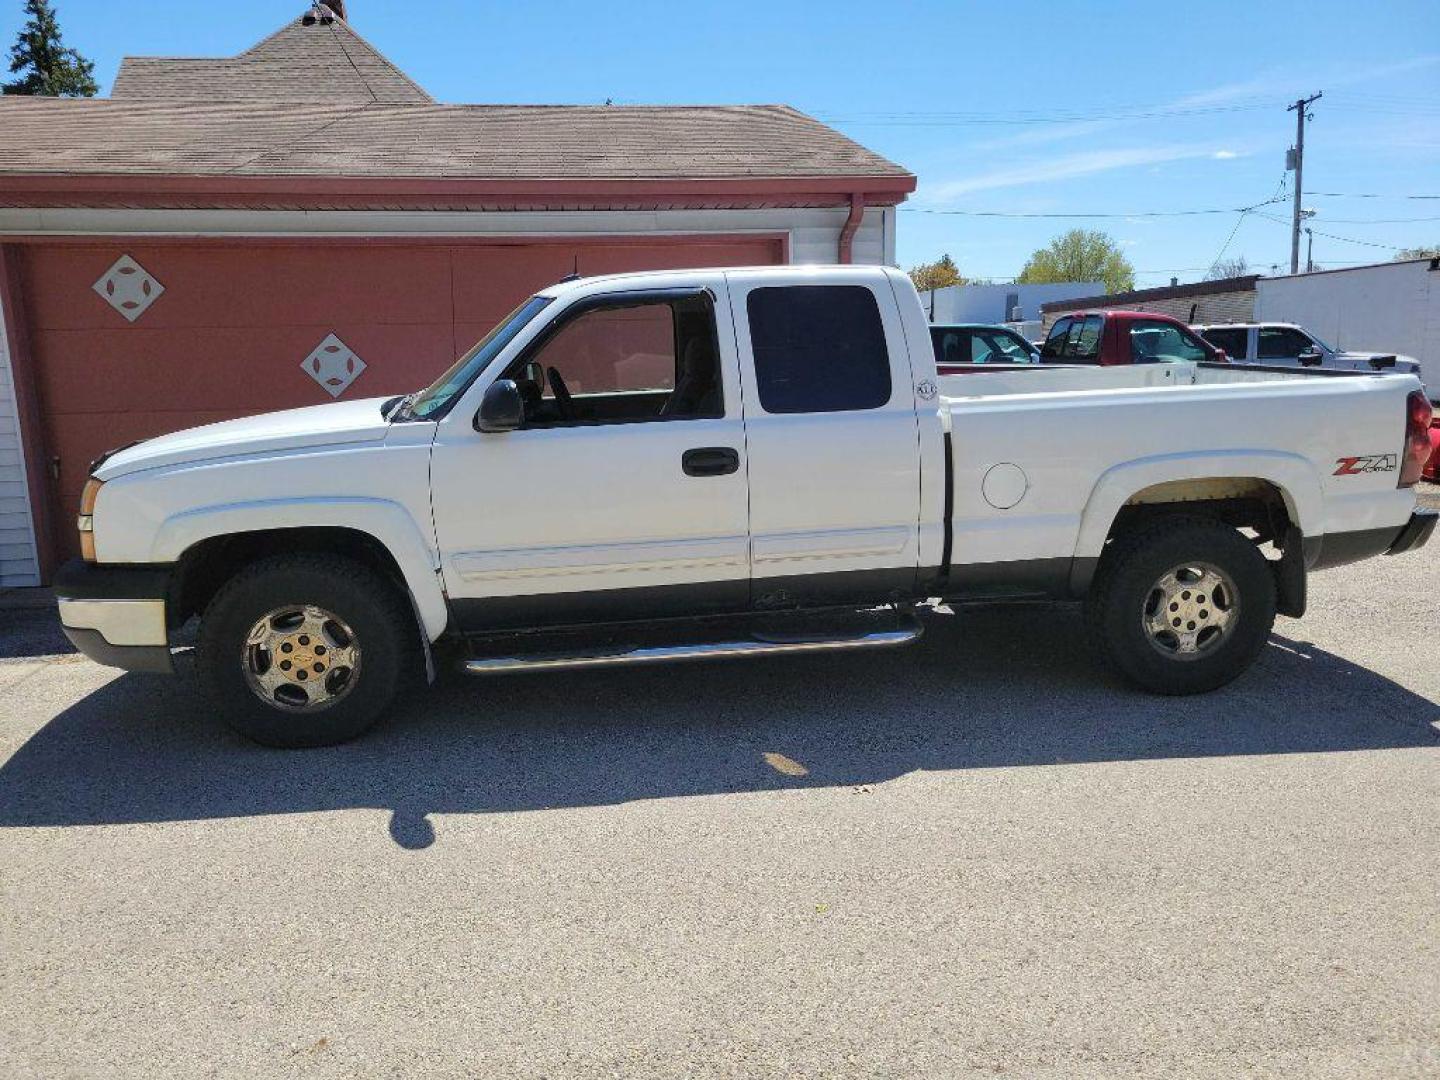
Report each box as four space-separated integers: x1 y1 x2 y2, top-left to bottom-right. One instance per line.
429 280 751 632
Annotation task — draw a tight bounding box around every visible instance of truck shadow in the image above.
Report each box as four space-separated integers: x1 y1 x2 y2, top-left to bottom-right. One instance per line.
1 607 1436 849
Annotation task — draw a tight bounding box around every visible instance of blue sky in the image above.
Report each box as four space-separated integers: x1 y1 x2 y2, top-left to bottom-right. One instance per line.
7 0 1438 284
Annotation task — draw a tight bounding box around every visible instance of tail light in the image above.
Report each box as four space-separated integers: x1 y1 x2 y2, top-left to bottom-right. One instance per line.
1400 390 1433 487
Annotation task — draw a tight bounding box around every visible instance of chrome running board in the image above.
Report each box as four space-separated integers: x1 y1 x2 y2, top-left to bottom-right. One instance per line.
461 619 922 676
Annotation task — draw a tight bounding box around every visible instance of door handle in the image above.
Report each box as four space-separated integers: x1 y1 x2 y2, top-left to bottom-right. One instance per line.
682 447 740 477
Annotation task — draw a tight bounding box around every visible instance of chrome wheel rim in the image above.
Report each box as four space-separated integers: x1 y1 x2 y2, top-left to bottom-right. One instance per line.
1141 563 1238 661
242 605 360 712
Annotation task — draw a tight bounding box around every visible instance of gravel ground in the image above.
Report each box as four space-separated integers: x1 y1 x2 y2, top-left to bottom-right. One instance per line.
1 534 1437 1079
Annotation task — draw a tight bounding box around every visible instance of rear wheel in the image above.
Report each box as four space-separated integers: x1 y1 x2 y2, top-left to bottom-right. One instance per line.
198 554 414 747
1085 518 1276 695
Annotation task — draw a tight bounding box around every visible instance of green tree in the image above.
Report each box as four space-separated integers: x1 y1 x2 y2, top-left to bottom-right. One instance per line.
4 0 97 98
1017 229 1135 294
908 253 966 293
1393 245 1439 261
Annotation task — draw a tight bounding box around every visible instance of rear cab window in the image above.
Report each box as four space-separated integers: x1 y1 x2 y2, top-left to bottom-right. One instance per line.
747 285 891 413
1199 327 1248 358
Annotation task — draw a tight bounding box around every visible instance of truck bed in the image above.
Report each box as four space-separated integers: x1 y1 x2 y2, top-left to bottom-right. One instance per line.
937 360 1419 590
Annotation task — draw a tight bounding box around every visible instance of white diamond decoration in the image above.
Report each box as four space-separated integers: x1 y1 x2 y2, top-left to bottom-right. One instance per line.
93 254 164 322
302 333 367 397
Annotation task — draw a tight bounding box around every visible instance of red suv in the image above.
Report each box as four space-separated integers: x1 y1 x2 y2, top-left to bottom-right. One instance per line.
1042 311 1228 366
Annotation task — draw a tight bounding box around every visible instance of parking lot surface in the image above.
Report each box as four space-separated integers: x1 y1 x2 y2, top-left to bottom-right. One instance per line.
2 524 1438 1078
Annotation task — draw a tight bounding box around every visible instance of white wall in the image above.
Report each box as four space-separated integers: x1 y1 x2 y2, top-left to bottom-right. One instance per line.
0 296 41 587
1255 259 1440 388
0 205 895 268
917 280 1104 324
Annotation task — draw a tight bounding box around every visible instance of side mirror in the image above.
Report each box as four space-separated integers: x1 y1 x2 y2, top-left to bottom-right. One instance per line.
1298 347 1323 366
1212 348 1230 363
474 379 524 432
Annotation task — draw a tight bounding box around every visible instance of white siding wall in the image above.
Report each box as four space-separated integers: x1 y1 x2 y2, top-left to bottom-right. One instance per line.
0 205 894 268
1255 260 1440 388
0 301 41 586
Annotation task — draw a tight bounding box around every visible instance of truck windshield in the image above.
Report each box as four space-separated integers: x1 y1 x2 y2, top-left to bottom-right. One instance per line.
408 295 553 420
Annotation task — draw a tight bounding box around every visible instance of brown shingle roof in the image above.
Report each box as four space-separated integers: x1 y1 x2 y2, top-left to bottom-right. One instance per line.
1037 275 1261 312
110 11 432 104
0 99 910 182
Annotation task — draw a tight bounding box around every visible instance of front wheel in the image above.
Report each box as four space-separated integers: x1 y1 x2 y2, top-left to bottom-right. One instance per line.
1084 518 1276 695
197 554 415 747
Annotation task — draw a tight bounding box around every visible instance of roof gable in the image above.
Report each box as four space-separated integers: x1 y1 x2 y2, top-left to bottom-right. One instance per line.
111 10 431 103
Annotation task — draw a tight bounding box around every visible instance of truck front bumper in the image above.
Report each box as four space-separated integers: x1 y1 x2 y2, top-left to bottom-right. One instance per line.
53 559 175 674
1387 507 1437 556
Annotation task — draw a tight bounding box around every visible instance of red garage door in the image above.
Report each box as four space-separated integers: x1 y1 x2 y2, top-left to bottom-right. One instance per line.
18 235 783 565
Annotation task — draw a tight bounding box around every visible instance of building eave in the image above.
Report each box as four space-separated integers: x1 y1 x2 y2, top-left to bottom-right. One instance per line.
0 173 917 212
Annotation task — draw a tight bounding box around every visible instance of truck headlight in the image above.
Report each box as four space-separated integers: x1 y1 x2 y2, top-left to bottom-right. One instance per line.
78 478 103 561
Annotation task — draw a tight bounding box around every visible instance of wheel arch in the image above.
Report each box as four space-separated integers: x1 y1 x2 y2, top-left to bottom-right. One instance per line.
1069 453 1319 604
1074 453 1320 558
157 499 448 641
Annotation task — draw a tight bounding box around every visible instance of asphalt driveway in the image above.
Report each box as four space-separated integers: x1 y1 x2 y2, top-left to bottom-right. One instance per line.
1 535 1437 1078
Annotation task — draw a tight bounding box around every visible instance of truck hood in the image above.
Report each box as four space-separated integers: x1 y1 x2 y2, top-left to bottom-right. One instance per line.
93 396 398 480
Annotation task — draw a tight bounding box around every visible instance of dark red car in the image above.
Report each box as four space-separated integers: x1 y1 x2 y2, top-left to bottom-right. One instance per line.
1041 310 1228 366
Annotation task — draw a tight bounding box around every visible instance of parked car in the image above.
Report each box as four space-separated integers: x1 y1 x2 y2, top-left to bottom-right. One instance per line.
1041 311 1228 365
931 323 1041 371
1195 322 1424 377
55 266 1434 747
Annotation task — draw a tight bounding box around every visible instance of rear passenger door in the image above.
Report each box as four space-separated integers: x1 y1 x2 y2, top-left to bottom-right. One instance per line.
726 272 923 606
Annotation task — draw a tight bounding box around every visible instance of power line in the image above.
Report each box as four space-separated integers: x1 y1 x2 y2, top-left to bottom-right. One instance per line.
1253 212 1404 251
1306 214 1440 224
812 103 1278 126
1305 191 1440 200
901 197 1286 220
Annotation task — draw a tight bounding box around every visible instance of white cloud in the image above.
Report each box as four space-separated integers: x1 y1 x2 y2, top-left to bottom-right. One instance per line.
918 144 1235 202
1212 150 1241 159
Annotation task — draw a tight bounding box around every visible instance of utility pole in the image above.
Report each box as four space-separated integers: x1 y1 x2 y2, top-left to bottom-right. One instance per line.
1287 92 1322 274
1305 228 1315 273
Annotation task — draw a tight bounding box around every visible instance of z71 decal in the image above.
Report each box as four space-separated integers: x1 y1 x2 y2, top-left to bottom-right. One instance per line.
1333 454 1397 476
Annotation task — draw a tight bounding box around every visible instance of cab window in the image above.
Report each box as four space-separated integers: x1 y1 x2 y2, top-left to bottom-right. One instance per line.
748 285 891 413
971 328 1036 364
1257 327 1315 359
1040 318 1072 359
1128 320 1209 363
1071 315 1103 360
506 292 722 426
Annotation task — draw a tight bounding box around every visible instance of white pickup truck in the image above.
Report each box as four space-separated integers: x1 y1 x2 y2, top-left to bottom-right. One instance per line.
1195 322 1425 377
56 266 1436 747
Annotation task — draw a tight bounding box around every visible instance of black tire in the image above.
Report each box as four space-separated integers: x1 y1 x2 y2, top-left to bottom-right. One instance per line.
1084 516 1276 695
197 554 415 748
